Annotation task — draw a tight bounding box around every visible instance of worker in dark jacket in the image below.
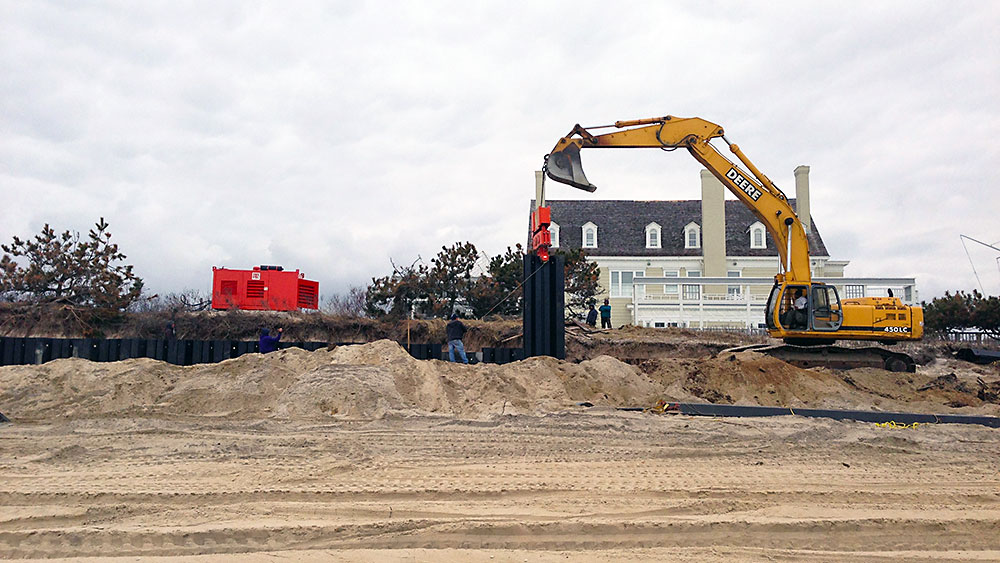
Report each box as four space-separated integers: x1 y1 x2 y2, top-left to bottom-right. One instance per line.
586 303 598 327
599 298 612 329
259 327 282 353
446 313 468 363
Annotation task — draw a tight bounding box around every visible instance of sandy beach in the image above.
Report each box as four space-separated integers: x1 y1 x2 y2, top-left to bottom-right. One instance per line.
1 340 999 561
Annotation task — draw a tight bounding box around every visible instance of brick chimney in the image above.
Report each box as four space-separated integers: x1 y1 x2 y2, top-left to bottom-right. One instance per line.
794 165 811 234
700 169 726 279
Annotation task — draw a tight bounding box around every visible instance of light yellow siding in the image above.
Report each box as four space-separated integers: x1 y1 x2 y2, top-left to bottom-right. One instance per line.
644 267 664 295
741 267 777 277
822 263 846 277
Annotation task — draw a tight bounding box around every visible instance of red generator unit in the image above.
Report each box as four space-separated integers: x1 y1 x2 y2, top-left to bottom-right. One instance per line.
211 265 319 311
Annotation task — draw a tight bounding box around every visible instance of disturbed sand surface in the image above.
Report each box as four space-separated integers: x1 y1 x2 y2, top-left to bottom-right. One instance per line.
1 339 999 561
1 413 999 562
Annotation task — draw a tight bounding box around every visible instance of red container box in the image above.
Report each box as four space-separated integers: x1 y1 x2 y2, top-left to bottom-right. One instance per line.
211 266 319 311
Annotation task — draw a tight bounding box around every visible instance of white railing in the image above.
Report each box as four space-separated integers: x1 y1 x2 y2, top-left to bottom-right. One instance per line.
641 292 769 303
627 276 918 329
629 288 767 329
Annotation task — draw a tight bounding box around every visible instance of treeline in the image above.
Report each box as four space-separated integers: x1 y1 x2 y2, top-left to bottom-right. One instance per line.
1 219 599 336
361 242 599 320
922 290 1000 338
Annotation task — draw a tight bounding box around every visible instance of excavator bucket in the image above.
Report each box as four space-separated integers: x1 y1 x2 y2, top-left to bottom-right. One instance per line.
545 143 597 192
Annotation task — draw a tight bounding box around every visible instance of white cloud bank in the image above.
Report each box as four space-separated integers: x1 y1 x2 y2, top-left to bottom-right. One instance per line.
2 1 998 300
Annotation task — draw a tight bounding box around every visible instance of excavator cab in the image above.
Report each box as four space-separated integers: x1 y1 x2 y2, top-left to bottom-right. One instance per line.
766 283 842 335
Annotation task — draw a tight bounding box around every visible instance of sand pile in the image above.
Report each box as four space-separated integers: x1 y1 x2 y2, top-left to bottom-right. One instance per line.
640 351 1000 415
640 352 850 407
2 340 997 423
0 340 659 422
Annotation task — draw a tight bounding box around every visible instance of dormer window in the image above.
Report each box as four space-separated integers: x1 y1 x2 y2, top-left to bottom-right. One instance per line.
684 222 701 249
549 222 560 248
645 222 661 249
749 221 766 249
582 222 598 248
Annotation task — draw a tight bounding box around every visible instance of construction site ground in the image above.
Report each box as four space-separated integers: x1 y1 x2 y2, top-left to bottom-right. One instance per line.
1 326 999 561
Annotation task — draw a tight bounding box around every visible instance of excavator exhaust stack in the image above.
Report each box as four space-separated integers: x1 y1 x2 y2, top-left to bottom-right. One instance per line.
545 143 597 192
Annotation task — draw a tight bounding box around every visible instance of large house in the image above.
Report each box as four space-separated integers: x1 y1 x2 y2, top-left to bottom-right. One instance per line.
537 166 917 328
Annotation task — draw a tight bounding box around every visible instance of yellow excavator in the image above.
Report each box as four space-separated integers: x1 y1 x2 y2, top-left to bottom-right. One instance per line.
544 116 923 372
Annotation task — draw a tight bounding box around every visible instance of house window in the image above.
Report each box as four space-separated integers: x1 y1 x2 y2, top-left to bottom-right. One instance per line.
684 222 701 249
683 270 701 300
645 222 661 249
750 221 766 249
610 270 645 298
727 270 742 298
844 284 864 299
582 222 598 248
663 269 679 296
683 284 701 300
549 222 560 248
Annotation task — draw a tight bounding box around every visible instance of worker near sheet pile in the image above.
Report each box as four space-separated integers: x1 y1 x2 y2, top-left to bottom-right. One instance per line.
586 302 598 327
446 313 468 364
259 327 283 353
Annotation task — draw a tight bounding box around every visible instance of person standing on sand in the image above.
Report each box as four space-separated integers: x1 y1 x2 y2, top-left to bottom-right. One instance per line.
586 303 598 327
259 327 282 353
599 298 612 329
446 313 468 364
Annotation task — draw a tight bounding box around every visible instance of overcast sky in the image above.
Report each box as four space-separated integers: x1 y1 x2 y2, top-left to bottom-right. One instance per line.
3 1 998 302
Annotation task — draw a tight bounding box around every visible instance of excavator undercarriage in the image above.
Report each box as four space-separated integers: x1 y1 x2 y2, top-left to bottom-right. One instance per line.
723 343 916 373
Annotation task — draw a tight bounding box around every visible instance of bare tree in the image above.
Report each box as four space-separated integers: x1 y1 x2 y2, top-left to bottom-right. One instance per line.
132 289 212 313
323 286 368 317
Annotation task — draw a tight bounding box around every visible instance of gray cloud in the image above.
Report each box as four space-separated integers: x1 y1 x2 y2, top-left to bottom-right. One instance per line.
2 1 998 301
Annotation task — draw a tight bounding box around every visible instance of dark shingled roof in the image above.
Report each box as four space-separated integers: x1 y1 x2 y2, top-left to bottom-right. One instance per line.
531 200 830 257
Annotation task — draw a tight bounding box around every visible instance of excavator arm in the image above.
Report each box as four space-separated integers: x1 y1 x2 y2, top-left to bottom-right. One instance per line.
545 116 812 284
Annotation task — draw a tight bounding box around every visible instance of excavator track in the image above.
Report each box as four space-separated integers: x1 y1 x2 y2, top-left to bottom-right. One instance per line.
723 343 916 373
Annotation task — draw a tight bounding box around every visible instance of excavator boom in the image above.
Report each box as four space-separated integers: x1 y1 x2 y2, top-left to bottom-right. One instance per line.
545 116 812 285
